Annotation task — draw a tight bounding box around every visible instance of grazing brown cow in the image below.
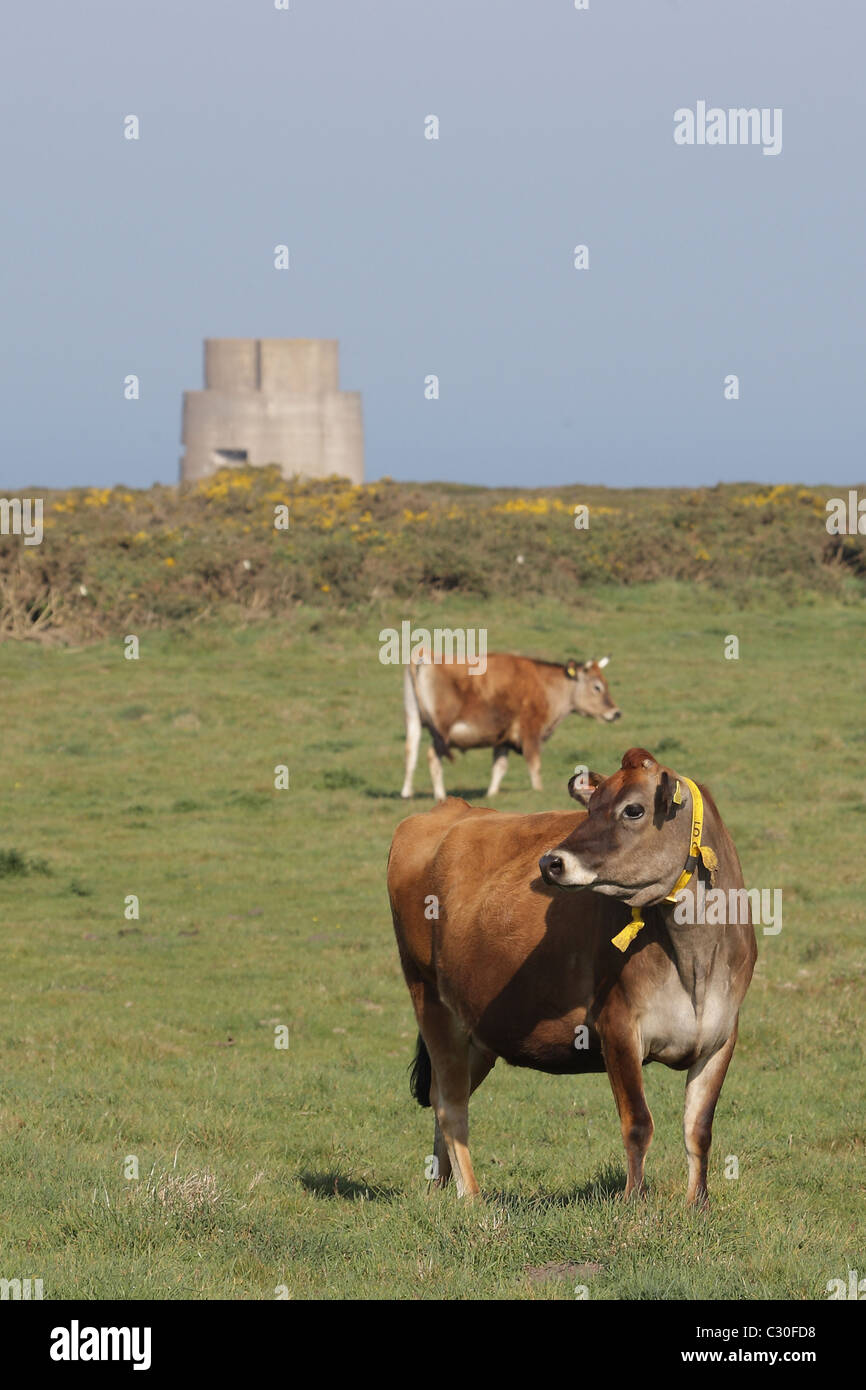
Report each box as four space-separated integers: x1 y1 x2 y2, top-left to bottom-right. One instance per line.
400 653 621 801
388 748 756 1207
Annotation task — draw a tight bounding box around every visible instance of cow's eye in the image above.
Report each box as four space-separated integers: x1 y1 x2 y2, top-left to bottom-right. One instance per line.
622 803 644 820
593 682 603 692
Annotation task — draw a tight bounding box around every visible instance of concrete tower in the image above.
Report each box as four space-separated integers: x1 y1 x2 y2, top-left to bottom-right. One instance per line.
180 338 364 484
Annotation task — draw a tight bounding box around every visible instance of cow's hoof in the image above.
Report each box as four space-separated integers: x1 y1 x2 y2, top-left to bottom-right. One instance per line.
686 1193 710 1214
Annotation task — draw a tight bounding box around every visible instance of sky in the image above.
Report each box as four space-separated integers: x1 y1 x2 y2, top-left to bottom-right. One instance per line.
2 0 864 491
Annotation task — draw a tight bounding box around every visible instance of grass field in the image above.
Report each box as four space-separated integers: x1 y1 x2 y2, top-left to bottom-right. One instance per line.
1 583 864 1299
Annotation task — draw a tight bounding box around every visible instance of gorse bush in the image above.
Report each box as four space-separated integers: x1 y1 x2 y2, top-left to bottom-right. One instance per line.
1 468 862 643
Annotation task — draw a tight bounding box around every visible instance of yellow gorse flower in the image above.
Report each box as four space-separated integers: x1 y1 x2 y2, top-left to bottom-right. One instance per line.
83 488 113 507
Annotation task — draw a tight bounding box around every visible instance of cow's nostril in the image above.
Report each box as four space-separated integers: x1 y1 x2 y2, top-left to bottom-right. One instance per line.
540 853 564 881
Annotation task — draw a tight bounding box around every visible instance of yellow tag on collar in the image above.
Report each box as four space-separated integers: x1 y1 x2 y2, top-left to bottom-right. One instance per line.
611 907 645 954
699 845 720 881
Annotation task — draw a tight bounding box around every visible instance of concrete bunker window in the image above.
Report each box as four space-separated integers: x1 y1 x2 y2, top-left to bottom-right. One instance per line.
212 449 248 465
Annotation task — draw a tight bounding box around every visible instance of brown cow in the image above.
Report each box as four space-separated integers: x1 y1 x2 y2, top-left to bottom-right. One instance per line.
400 653 621 801
388 748 756 1207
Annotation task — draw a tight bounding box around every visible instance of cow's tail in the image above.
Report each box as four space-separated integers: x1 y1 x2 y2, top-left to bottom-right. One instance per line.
409 1032 432 1108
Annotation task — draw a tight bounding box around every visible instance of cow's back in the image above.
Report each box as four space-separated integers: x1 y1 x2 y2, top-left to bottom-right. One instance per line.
388 798 488 978
414 654 552 749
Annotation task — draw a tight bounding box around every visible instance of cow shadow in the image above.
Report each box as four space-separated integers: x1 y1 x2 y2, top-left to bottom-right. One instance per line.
483 1163 630 1211
299 1166 634 1208
297 1170 401 1203
364 786 491 802
470 875 670 1061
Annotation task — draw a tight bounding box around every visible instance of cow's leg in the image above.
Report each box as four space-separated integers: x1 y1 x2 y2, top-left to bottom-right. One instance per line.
420 1002 481 1197
430 1095 452 1188
400 668 422 799
602 1032 654 1199
683 1027 738 1209
430 1041 495 1189
486 744 509 798
427 743 447 802
405 978 455 1188
523 736 543 792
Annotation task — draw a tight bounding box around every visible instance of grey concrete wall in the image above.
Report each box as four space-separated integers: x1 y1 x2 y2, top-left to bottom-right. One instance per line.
181 391 266 481
259 338 338 395
248 398 324 478
204 339 259 393
322 392 364 485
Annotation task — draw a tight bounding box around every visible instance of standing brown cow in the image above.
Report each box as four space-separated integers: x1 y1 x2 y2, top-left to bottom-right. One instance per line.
388 748 756 1207
400 653 621 801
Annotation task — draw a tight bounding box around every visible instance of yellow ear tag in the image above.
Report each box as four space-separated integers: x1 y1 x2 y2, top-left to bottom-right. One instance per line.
673 780 683 805
611 907 645 953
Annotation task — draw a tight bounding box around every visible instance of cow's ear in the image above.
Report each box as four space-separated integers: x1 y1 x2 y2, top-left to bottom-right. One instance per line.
568 769 604 805
655 770 681 820
564 659 579 680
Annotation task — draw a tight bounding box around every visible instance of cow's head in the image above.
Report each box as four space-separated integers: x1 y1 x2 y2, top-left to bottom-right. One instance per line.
564 656 621 722
539 748 691 907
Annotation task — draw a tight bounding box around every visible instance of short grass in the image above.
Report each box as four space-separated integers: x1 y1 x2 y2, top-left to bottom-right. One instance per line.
1 584 864 1299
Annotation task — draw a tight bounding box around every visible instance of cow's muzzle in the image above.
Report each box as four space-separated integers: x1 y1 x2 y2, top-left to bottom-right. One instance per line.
539 848 597 889
539 852 564 885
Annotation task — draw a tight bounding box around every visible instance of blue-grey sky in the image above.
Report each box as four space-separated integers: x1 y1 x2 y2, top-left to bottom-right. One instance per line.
2 0 863 491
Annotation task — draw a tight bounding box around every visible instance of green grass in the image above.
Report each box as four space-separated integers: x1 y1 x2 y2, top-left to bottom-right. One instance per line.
1 584 864 1299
